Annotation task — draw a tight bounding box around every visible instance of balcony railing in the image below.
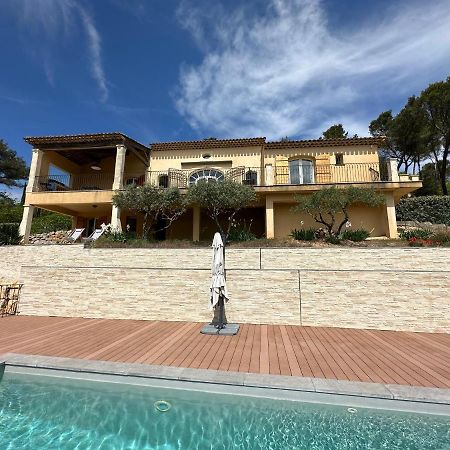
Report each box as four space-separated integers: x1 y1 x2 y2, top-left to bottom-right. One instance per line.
146 167 264 188
146 163 388 188
34 162 391 193
274 162 389 185
34 173 146 192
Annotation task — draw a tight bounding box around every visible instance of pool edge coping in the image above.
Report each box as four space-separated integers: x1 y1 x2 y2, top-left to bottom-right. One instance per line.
1 353 449 406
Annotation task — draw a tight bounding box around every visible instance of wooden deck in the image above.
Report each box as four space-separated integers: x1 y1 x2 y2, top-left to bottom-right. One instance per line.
1 316 449 388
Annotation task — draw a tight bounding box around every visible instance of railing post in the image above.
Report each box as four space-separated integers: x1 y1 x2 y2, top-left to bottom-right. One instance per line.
387 158 399 182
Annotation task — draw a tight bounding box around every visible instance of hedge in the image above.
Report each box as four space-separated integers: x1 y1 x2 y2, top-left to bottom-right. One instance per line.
31 213 71 234
0 223 21 245
396 196 450 225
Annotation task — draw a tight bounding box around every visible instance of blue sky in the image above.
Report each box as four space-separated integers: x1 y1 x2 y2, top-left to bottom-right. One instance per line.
1 0 450 172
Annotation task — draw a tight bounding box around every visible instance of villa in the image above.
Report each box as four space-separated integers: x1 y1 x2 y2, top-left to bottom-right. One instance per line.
19 133 422 242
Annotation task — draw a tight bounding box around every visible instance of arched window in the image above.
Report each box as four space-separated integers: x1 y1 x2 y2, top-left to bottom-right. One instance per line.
289 159 314 184
158 174 169 188
244 169 258 185
188 168 224 185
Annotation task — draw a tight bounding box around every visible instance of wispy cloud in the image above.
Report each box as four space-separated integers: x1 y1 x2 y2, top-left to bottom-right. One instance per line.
78 7 108 102
7 0 109 102
175 0 450 139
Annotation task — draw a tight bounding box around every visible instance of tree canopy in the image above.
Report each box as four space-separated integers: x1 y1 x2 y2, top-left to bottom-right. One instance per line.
0 139 28 190
418 76 450 195
369 77 450 195
322 124 348 139
369 98 430 173
112 185 187 238
293 187 385 237
187 180 257 242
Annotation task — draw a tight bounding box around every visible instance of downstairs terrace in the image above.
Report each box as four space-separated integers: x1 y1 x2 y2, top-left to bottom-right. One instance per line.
1 316 449 389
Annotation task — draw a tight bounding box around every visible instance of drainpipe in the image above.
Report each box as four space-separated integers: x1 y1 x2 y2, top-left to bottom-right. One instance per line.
260 141 266 185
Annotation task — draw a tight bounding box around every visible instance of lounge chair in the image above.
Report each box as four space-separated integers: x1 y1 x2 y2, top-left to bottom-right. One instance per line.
67 228 85 242
87 228 106 241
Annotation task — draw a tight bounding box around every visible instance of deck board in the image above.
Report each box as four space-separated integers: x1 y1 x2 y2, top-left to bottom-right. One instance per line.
0 316 448 388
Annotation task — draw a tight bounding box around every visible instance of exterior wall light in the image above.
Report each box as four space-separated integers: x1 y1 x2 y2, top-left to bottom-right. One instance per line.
90 164 102 171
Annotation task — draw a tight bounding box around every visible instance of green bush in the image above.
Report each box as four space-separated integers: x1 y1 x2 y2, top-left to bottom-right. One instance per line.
396 196 450 225
339 229 370 241
228 227 257 242
399 229 433 240
0 204 23 223
325 235 341 245
0 223 21 245
103 231 129 243
430 229 450 244
31 213 72 234
290 228 316 241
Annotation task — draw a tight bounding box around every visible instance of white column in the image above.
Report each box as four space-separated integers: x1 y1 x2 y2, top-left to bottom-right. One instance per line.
387 158 399 182
113 144 127 190
265 196 275 239
111 205 122 232
26 148 43 193
265 164 274 186
385 193 398 238
19 205 34 243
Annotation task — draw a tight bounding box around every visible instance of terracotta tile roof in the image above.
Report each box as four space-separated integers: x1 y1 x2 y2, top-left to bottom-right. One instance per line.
266 137 385 150
24 132 148 151
150 137 266 151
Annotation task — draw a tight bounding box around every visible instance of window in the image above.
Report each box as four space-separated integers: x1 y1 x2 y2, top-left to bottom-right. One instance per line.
158 174 169 188
288 159 314 184
188 168 224 185
244 169 258 185
335 153 344 166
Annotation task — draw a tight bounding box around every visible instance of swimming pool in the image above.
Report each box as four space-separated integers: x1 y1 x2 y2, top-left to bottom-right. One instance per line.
0 369 449 450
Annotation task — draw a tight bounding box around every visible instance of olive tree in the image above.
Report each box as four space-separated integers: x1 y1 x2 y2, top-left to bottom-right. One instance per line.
293 187 385 237
187 180 257 243
113 185 187 239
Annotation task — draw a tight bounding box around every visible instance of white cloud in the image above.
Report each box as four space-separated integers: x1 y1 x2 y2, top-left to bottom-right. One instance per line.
175 0 450 139
8 0 108 102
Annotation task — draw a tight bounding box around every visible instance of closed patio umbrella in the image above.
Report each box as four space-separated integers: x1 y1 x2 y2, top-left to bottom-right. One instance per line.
209 232 228 329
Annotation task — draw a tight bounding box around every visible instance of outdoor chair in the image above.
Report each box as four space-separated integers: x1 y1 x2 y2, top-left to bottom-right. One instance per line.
67 228 85 242
0 283 23 317
87 228 106 241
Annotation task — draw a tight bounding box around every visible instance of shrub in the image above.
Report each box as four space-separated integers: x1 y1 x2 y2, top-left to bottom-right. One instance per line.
290 228 316 241
430 229 450 244
396 196 450 225
228 219 257 242
408 237 436 247
0 223 21 245
339 229 370 242
325 235 341 245
104 231 128 243
0 204 23 223
399 229 433 240
31 213 71 233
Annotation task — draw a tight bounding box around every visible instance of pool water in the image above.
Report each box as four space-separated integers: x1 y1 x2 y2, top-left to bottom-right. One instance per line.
0 372 449 450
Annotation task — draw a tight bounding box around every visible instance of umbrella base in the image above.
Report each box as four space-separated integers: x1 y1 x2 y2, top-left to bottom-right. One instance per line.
200 323 240 336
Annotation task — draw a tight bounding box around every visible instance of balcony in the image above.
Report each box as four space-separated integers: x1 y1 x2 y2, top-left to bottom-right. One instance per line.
34 173 146 192
146 162 390 188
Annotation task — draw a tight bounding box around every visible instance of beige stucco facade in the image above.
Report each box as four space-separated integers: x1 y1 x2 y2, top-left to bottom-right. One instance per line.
19 134 421 242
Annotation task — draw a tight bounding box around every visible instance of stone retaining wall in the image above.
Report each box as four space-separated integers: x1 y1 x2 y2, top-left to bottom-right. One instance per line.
1 245 449 332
